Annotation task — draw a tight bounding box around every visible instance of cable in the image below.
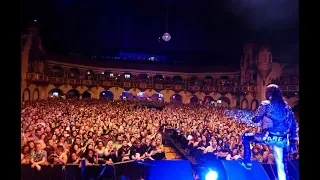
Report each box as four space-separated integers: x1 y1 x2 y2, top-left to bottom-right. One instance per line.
289 175 296 180
288 160 298 172
269 163 277 180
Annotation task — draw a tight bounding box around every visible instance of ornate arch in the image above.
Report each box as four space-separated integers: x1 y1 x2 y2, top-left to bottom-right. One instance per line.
204 96 214 102
170 94 183 103
22 88 31 101
33 88 40 100
218 96 230 105
100 90 114 100
190 96 199 103
48 88 63 96
241 98 249 109
120 91 133 100
67 89 80 98
82 91 92 99
251 99 259 111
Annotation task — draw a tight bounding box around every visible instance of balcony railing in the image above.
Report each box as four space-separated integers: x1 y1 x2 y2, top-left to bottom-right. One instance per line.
81 80 96 86
25 73 262 93
26 73 49 83
280 85 299 92
49 77 65 84
240 85 258 93
65 78 81 85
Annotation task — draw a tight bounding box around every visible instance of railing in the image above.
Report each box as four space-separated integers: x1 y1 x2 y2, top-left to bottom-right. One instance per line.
26 73 49 83
66 78 81 85
240 85 258 93
49 77 65 84
280 85 299 92
21 160 148 180
25 73 261 93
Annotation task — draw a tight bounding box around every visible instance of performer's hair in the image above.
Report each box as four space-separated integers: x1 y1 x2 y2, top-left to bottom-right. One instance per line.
265 84 286 106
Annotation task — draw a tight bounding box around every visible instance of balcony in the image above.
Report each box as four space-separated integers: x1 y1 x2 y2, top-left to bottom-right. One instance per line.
25 73 49 84
26 74 257 93
65 79 81 86
240 85 258 93
280 85 299 92
49 77 65 84
81 80 96 86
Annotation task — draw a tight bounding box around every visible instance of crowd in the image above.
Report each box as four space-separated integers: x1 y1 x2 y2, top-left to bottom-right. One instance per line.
21 98 299 173
177 107 299 165
21 99 167 172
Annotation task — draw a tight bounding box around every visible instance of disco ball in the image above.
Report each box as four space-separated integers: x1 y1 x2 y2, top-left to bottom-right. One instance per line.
162 32 171 42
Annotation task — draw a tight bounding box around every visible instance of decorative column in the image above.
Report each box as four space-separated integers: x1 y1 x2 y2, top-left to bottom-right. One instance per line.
257 45 273 102
21 29 33 101
257 46 273 86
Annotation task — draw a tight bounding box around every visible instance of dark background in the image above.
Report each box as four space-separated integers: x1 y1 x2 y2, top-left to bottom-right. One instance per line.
22 0 299 65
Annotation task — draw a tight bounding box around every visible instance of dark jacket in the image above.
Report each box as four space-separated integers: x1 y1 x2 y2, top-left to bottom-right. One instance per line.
252 100 297 140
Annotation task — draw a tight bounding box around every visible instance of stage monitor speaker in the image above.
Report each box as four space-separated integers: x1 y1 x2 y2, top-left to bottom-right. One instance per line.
147 160 194 180
221 160 270 180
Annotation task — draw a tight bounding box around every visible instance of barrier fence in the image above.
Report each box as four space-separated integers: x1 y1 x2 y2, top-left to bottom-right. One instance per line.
21 159 149 180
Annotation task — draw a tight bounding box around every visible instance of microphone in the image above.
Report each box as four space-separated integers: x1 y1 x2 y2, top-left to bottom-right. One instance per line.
135 160 155 167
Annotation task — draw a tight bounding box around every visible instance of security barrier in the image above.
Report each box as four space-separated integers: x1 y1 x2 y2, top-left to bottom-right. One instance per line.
21 159 147 180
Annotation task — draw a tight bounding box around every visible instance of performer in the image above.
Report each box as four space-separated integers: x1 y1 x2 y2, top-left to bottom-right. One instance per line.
240 84 298 180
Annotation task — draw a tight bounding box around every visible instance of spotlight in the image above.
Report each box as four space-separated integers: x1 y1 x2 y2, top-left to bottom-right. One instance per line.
205 170 218 180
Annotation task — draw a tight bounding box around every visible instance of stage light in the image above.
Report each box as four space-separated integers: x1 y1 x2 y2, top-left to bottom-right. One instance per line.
205 170 218 180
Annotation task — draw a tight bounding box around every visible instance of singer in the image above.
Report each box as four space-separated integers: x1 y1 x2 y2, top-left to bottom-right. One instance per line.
240 84 298 180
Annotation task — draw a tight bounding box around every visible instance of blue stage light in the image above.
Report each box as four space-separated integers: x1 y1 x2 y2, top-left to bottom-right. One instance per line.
205 170 218 180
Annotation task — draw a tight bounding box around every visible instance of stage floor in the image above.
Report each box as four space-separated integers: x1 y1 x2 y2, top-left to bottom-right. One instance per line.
164 146 182 160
